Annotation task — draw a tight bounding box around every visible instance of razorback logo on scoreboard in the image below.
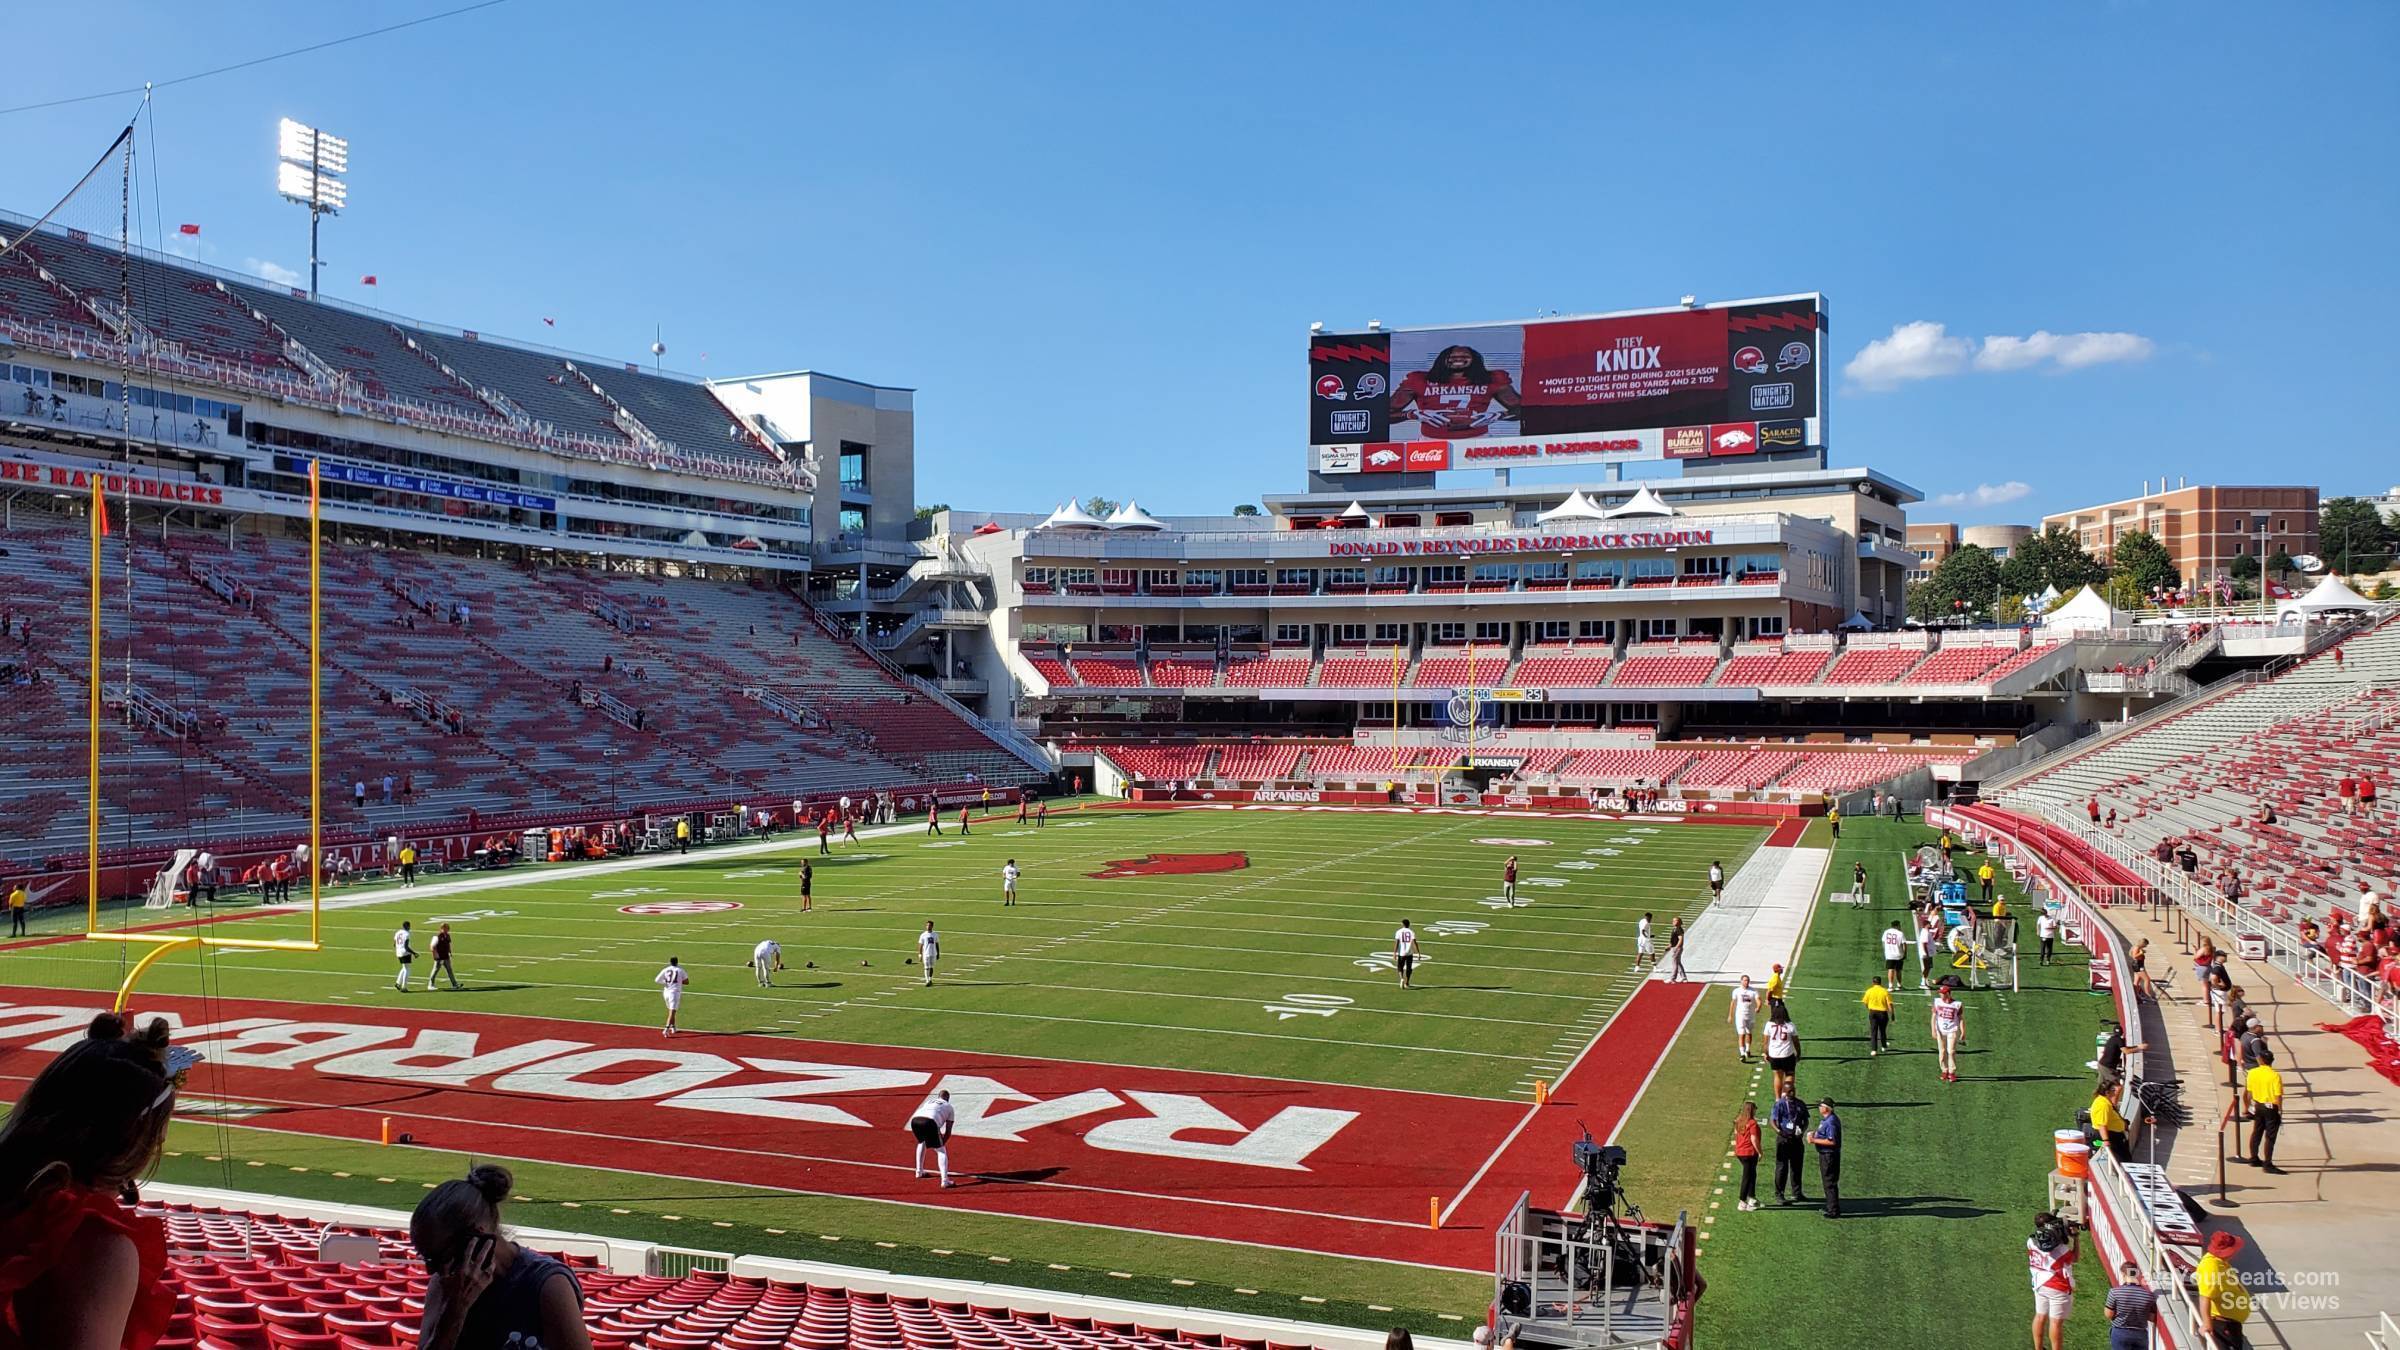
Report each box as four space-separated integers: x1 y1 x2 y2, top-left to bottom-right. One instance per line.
1087 852 1251 879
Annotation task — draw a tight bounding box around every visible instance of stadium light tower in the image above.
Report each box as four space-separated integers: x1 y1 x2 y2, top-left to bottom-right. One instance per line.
276 118 350 299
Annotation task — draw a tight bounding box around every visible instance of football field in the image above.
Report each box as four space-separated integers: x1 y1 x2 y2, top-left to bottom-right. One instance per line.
1 805 1767 1328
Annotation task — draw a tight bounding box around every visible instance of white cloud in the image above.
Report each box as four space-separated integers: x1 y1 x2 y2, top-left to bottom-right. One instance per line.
1845 321 2155 389
1844 320 1973 389
1934 481 2034 510
244 257 301 288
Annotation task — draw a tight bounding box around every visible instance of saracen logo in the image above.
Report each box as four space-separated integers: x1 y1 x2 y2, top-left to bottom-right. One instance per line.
1088 852 1250 879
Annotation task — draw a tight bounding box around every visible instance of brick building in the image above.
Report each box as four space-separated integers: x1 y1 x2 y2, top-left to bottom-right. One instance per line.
2041 485 2318 582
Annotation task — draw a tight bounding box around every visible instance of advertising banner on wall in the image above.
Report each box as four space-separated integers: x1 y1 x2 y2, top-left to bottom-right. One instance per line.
1308 295 1823 473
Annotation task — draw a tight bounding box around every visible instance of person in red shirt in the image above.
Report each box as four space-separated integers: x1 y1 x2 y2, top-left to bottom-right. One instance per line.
817 811 833 855
1390 345 1522 440
2087 797 2100 825
1503 855 1519 907
2360 775 2380 814
2338 777 2358 814
1016 795 1030 825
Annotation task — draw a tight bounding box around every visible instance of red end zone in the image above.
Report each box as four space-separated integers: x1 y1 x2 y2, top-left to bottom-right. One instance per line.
0 986 1696 1269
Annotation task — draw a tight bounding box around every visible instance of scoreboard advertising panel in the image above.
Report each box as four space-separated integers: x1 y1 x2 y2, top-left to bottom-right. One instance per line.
1309 295 1823 474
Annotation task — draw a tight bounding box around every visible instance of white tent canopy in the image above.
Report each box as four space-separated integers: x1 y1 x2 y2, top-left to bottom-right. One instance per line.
1600 484 1676 519
1037 500 1108 530
2277 574 2375 620
2041 584 2131 632
1104 500 1167 531
1535 490 1609 524
1339 500 1371 520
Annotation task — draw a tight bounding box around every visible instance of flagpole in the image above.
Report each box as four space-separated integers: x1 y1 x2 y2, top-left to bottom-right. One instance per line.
87 474 103 927
308 460 322 943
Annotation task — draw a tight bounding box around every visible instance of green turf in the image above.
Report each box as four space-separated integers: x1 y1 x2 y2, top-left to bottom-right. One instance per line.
6 806 1767 1326
1607 816 2116 1346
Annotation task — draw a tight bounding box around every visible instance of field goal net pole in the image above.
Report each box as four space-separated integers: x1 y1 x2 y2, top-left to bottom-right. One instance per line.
87 461 325 1011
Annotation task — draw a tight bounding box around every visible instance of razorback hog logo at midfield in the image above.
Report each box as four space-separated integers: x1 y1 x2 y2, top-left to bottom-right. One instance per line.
1087 852 1249 879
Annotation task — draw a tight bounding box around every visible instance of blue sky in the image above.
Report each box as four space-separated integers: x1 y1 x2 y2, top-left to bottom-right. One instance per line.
7 2 2394 522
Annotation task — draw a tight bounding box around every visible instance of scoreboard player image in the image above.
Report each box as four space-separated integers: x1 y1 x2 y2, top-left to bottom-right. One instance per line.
1388 340 1523 441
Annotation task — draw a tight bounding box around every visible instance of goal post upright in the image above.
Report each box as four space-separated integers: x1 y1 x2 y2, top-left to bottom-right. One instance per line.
86 463 326 1009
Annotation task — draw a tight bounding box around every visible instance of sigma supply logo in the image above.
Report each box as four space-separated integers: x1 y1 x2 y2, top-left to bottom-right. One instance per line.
1087 852 1250 879
1356 372 1387 400
1317 444 1361 474
1330 410 1371 436
1315 374 1347 401
1749 382 1795 412
1707 422 1759 456
1756 420 1806 450
1776 340 1812 373
1664 426 1710 459
1404 441 1450 472
1733 345 1767 374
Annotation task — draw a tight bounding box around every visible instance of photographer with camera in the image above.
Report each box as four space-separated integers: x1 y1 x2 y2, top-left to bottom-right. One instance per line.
2026 1211 2079 1350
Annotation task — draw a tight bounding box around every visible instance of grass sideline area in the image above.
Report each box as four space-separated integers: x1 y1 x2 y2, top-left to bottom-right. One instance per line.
1610 816 2116 1344
4 805 1768 1329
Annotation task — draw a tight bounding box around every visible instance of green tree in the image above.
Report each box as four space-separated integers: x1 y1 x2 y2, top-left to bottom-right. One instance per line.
1909 544 2002 622
2319 497 2394 572
1993 595 2029 625
2101 571 2146 612
1082 496 1121 519
2377 579 2400 601
2108 530 2178 597
2268 550 2296 580
913 502 950 523
2229 553 2261 582
1231 503 1263 517
1997 527 2111 599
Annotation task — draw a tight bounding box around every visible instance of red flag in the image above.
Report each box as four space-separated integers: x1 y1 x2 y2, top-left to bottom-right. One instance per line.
359 275 377 286
92 478 109 537
177 223 201 236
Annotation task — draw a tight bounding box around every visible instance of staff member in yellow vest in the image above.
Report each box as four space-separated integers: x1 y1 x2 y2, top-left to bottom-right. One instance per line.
399 842 420 887
6 880 26 937
2244 1049 2284 1174
2195 1231 2251 1347
2089 1079 2131 1162
1860 978 1893 1055
1976 859 1997 903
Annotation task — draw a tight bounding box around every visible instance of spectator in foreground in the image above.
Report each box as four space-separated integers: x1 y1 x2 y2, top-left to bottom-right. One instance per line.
2104 1262 2155 1350
0 1015 181 1350
410 1164 590 1350
1384 1331 1413 1350
1770 1085 1809 1206
2089 1079 2131 1163
1809 1098 1843 1218
2195 1232 2251 1347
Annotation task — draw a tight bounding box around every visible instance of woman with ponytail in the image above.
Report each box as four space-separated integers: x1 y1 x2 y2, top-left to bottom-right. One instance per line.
410 1163 590 1350
0 1014 181 1350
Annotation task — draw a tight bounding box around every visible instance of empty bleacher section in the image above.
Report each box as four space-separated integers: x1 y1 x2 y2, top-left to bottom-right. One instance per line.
1214 741 1306 780
0 514 1034 866
1022 644 1078 689
1555 747 1697 785
1997 615 2400 914
1315 649 1408 689
1817 642 1929 685
138 1195 1366 1350
1508 646 1612 687
230 284 495 418
1220 647 1312 688
1673 748 1806 790
1714 643 1834 687
1411 646 1511 689
1145 650 1219 688
410 331 632 443
1095 743 1213 781
1981 641 2064 683
1901 640 2022 686
1065 648 1146 688
1609 641 1721 688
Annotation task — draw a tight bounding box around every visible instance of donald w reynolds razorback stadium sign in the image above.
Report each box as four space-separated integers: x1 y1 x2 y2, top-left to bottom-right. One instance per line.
1328 529 1715 557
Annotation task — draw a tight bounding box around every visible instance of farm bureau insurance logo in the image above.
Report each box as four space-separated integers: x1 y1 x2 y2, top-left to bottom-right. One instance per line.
1088 853 1250 879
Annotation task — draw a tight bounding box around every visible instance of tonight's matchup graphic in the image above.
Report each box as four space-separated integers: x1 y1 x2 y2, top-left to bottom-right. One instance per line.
1307 296 1824 473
